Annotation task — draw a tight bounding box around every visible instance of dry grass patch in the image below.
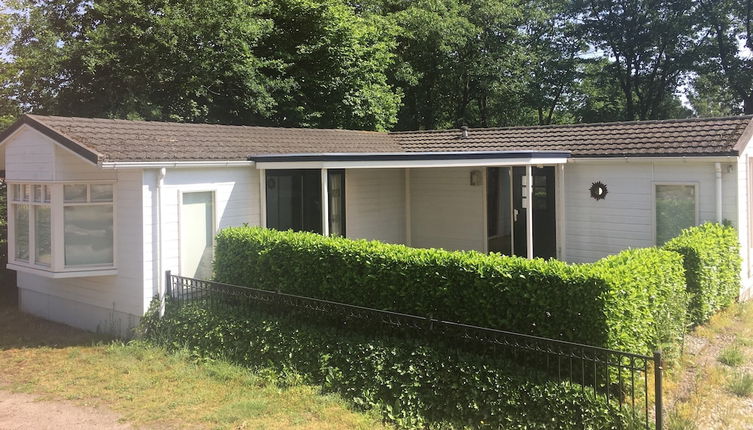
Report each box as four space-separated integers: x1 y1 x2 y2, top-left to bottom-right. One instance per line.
664 301 753 429
0 306 384 429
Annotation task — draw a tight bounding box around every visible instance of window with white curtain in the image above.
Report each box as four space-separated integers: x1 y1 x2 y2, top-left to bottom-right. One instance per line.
8 182 115 274
63 184 114 267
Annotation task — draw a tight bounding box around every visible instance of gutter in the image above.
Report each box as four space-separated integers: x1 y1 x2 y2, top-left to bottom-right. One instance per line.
100 160 255 169
570 155 739 163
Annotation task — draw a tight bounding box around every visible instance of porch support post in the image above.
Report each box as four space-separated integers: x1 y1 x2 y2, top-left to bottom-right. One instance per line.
321 168 330 236
405 168 412 246
525 165 534 259
557 164 566 261
259 169 267 228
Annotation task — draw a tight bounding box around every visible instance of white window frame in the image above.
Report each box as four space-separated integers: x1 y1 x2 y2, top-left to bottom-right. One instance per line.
7 180 118 278
652 181 700 245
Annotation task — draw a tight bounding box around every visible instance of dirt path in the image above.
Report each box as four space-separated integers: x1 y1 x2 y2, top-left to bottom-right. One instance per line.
0 390 132 430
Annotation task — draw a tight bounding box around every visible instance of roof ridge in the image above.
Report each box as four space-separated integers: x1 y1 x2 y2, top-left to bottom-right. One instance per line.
387 115 753 135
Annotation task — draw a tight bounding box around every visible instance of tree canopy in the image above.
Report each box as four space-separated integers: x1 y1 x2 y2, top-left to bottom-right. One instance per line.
0 0 750 131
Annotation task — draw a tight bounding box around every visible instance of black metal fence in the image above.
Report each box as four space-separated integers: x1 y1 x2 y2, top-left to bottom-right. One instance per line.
166 271 664 429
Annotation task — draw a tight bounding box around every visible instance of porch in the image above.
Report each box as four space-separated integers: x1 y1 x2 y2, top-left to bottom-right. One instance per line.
251 151 570 259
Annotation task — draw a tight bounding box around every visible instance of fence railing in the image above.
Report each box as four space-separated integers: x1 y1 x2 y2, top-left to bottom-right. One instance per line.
166 271 664 429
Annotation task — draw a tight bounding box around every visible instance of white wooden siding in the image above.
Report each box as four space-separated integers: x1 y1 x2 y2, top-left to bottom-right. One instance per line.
15 168 144 335
564 160 738 263
5 127 56 181
409 167 485 252
738 138 753 297
142 167 260 307
345 168 406 244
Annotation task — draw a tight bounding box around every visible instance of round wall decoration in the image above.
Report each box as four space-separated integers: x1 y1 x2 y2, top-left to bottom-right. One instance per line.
589 181 608 200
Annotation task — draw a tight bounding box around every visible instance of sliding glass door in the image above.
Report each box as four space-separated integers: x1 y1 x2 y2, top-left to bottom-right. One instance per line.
266 170 322 233
487 166 557 259
265 169 346 235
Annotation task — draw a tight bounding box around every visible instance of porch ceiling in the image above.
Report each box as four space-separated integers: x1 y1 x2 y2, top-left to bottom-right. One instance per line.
249 151 570 169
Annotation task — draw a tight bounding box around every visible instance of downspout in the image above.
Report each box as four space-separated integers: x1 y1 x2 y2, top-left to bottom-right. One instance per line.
715 162 723 223
157 168 166 317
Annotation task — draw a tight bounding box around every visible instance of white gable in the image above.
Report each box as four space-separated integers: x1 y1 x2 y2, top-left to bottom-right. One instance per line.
3 125 114 182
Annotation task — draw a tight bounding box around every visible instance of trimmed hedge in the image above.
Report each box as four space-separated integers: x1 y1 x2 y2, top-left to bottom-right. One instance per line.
140 300 628 429
214 227 688 355
664 223 741 325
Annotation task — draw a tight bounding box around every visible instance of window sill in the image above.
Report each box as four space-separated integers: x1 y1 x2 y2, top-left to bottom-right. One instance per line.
7 263 118 278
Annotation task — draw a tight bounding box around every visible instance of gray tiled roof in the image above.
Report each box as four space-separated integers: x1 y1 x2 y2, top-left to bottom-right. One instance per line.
390 116 753 157
2 114 751 163
15 115 401 163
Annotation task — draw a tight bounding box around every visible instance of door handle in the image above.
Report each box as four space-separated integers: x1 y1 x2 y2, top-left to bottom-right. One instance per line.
514 209 519 222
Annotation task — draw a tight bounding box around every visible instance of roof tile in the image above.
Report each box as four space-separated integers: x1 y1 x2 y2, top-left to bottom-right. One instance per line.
7 114 751 162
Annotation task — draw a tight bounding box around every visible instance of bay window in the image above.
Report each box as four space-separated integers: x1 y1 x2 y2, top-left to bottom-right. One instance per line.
8 182 116 276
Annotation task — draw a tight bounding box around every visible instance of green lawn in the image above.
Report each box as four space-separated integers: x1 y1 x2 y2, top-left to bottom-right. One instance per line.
0 304 384 429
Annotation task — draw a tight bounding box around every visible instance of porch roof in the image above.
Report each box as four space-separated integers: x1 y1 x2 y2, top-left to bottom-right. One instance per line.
249 151 570 169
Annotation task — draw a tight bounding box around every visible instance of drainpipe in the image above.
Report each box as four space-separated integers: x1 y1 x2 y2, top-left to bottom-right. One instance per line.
157 167 166 317
715 162 723 223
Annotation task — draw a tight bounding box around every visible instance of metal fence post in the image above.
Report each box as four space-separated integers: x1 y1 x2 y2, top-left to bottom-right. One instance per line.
165 270 172 297
654 350 663 430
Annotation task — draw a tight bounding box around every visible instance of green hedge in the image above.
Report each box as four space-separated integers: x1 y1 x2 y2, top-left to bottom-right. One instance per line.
214 227 688 355
140 300 628 429
664 223 741 325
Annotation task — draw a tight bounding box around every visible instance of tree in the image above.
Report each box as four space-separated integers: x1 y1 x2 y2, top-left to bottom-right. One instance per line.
2 0 401 130
575 0 701 120
522 0 585 125
695 0 752 114
255 0 401 130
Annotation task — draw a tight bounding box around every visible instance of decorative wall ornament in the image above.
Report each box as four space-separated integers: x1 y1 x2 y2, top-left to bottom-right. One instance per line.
589 181 608 200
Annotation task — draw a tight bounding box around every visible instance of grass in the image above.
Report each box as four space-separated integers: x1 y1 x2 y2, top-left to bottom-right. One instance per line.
727 372 753 397
718 345 745 367
663 301 753 429
0 304 385 429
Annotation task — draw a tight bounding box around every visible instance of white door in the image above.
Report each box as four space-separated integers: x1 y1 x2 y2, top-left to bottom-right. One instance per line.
181 191 214 279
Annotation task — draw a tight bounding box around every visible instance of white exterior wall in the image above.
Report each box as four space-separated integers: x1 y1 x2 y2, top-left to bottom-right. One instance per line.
563 159 738 263
6 127 56 181
142 166 260 308
409 167 485 252
737 140 753 299
345 168 406 244
6 127 144 336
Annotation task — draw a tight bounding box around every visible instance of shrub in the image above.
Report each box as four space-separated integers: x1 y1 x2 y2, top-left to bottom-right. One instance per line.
664 223 741 325
140 300 630 429
214 227 687 356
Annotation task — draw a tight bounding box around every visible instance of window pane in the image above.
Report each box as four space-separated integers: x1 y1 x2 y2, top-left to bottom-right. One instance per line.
43 185 51 203
33 185 43 203
14 204 29 261
64 205 114 266
90 184 113 202
64 184 87 203
35 206 52 266
328 170 345 237
656 185 696 245
21 184 30 202
11 184 20 202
